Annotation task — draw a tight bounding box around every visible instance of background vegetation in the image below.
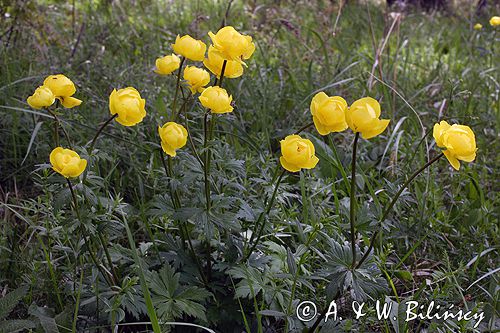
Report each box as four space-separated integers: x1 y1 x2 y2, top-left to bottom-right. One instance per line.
0 0 498 332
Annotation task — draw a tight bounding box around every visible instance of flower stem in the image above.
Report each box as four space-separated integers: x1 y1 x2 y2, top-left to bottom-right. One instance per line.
66 178 114 286
294 122 314 135
160 149 208 286
217 60 228 87
171 56 186 121
350 132 360 268
88 114 118 155
47 108 73 148
243 169 286 261
355 153 444 269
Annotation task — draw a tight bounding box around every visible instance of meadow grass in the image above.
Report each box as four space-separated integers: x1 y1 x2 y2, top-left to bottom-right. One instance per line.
0 1 499 332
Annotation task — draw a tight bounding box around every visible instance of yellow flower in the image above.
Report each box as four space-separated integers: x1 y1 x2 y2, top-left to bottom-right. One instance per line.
279 135 319 172
172 35 206 61
43 74 82 108
158 122 188 157
474 23 483 30
27 86 55 109
198 86 233 114
433 120 477 170
49 147 87 178
183 66 211 93
109 87 147 127
310 92 348 135
345 97 390 139
203 45 243 79
208 26 255 65
155 54 180 75
490 16 500 26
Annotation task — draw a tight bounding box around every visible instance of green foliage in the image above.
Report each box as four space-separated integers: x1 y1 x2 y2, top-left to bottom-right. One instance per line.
0 0 499 332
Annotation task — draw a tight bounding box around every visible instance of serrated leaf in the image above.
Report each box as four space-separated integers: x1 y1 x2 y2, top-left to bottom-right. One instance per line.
0 286 28 320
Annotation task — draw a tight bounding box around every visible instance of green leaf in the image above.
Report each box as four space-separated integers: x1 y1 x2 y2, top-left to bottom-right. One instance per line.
0 286 28 320
0 319 36 332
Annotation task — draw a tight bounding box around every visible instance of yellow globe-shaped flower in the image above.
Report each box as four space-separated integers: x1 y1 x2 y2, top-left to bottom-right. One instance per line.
490 16 500 26
198 86 233 114
172 35 207 61
345 97 390 139
279 135 319 172
208 26 255 64
155 54 181 75
433 121 477 170
27 86 55 109
43 74 82 108
158 122 188 157
49 147 87 178
183 66 211 93
310 92 348 135
203 45 243 79
109 87 147 127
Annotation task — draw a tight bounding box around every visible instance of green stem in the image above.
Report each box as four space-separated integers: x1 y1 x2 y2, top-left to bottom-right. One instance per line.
243 169 286 261
171 56 186 120
160 149 208 286
355 153 444 269
350 133 360 268
203 112 212 213
294 122 314 135
121 212 161 333
96 232 119 284
66 178 113 286
47 109 73 149
217 60 228 87
88 114 118 155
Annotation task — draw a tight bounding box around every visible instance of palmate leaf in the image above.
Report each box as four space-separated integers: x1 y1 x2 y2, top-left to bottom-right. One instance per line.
0 319 36 332
0 286 28 320
322 238 387 301
147 265 212 323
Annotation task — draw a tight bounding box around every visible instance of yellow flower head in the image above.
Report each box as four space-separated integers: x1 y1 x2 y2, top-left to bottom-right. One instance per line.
27 86 55 109
279 135 319 172
208 26 255 65
490 16 500 26
172 35 207 61
345 97 390 139
198 86 233 114
433 120 477 170
183 66 211 93
49 147 87 178
158 122 188 157
155 54 180 75
203 45 243 79
43 74 82 108
474 23 483 30
310 92 348 135
109 87 147 127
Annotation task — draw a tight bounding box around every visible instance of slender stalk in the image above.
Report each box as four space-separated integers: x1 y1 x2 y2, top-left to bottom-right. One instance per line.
96 232 119 284
217 60 228 87
243 170 286 261
71 261 84 333
171 57 186 120
350 133 360 268
355 153 444 269
294 122 314 135
66 178 114 286
88 114 118 155
47 109 73 148
203 112 213 212
121 211 161 333
160 149 208 286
